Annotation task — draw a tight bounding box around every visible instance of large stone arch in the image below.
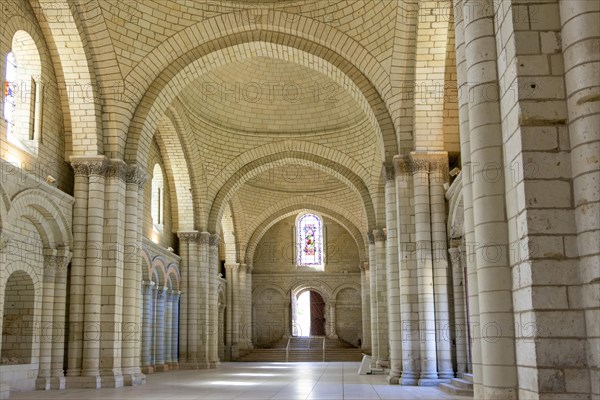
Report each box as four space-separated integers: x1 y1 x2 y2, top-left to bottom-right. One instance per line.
207 150 377 233
6 189 72 248
244 201 366 265
289 280 333 303
154 111 195 232
123 17 398 166
28 0 104 156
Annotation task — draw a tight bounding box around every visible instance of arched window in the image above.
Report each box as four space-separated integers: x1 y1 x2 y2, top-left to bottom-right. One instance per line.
151 164 164 232
3 31 43 155
296 213 324 270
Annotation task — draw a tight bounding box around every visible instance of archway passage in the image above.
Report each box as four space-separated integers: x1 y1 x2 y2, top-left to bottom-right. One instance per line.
293 290 326 337
1 271 35 365
310 291 326 336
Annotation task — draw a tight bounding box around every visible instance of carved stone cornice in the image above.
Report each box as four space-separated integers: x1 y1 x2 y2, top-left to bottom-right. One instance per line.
199 232 211 245
429 152 449 175
209 233 221 247
126 165 148 187
239 263 248 274
373 229 386 242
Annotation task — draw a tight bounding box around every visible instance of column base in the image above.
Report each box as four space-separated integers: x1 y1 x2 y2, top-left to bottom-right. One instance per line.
401 373 419 386
209 361 220 369
35 376 65 390
141 366 155 374
168 362 179 371
0 383 10 400
122 372 146 386
178 361 210 370
418 378 450 386
376 359 390 368
99 372 124 388
438 370 455 380
64 376 102 389
154 364 169 372
386 374 401 385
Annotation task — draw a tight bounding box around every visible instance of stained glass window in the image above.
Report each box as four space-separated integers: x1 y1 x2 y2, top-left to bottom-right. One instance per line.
297 213 323 269
4 52 17 137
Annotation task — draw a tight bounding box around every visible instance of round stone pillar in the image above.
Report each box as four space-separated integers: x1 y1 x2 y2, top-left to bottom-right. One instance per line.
141 281 155 373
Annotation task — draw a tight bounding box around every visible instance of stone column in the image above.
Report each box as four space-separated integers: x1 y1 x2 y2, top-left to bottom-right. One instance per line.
560 3 600 394
230 263 240 359
360 263 371 352
50 249 71 389
395 156 419 386
449 246 468 376
463 1 518 397
410 153 439 384
224 264 234 359
141 281 155 374
164 290 173 368
429 154 453 380
284 300 291 338
80 158 108 382
218 303 226 361
171 291 180 369
66 160 91 378
384 164 402 383
245 264 254 349
187 233 200 367
367 234 379 368
198 232 211 367
122 165 145 385
453 1 482 392
176 232 190 365
154 287 167 371
238 264 248 351
328 300 337 338
97 161 128 387
208 234 220 367
373 228 389 368
36 249 58 390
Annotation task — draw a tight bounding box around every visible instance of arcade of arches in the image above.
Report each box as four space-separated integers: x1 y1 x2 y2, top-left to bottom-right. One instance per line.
0 1 598 399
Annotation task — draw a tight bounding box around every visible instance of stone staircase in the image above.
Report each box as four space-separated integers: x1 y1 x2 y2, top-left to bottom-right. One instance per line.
438 373 474 397
236 336 363 362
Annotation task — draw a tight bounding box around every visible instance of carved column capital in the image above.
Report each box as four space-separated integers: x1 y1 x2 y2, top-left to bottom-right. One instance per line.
409 153 430 173
367 232 375 245
199 232 211 245
393 155 412 175
126 164 148 187
70 156 109 177
209 233 221 247
0 231 12 252
382 163 395 181
372 229 386 242
178 231 199 243
107 159 128 182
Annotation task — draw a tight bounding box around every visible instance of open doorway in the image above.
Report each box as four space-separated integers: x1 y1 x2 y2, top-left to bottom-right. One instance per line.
292 290 326 337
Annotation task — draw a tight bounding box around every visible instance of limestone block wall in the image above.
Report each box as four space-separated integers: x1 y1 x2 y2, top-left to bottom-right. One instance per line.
335 287 362 346
0 164 73 394
143 140 176 249
253 215 360 274
0 0 73 194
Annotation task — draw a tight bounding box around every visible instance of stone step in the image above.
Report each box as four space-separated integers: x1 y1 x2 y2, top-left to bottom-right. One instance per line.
461 373 473 383
450 378 473 390
438 382 474 397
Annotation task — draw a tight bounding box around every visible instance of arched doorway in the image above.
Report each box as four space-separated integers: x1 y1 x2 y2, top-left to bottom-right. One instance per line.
2 271 35 365
292 290 326 337
309 291 326 336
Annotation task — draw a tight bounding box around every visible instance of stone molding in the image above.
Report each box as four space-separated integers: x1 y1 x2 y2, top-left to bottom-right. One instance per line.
126 165 148 187
209 233 221 247
199 232 211 245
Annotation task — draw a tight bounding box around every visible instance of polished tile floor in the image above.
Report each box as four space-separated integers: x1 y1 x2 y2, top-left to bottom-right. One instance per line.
12 362 471 400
